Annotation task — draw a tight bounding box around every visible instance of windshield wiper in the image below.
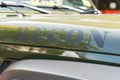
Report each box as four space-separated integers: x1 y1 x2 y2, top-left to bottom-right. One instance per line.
52 5 84 13
61 5 101 14
63 5 101 14
0 2 26 16
18 3 51 14
0 1 51 15
53 5 96 14
80 10 99 14
62 5 84 13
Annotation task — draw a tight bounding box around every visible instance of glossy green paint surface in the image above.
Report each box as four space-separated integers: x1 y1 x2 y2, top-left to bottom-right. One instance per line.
1 15 120 28
0 20 119 61
0 6 120 65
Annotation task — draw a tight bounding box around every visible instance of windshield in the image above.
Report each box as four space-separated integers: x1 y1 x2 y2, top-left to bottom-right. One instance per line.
63 0 94 11
0 0 98 14
30 0 98 13
27 0 94 11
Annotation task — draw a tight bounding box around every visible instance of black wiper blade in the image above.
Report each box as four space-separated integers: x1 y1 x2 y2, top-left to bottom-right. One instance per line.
0 2 26 16
0 2 7 7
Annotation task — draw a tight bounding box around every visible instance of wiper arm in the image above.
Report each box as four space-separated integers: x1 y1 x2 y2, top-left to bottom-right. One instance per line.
62 5 84 13
18 3 51 14
80 10 98 14
0 1 51 14
0 2 25 17
62 5 100 14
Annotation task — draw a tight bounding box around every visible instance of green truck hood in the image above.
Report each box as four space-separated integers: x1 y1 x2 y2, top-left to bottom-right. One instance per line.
0 18 120 53
1 14 120 28
0 14 119 64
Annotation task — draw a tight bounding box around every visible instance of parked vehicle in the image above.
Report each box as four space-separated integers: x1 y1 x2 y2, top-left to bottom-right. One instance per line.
97 0 120 14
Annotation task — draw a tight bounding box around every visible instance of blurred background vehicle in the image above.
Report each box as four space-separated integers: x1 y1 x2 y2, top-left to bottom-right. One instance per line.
92 0 120 14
